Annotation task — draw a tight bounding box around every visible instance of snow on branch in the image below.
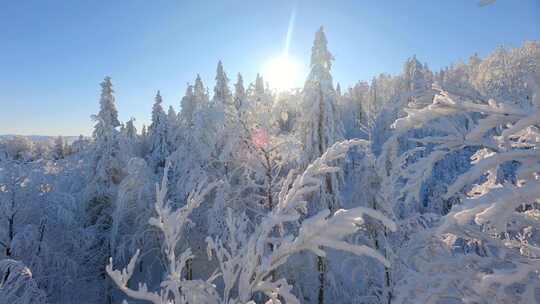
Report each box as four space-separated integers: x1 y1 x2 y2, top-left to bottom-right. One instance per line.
107 162 220 304
0 259 47 304
207 139 396 303
109 140 396 304
390 84 540 298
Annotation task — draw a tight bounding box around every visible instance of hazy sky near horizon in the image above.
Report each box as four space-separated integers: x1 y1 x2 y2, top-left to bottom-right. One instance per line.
1 0 538 136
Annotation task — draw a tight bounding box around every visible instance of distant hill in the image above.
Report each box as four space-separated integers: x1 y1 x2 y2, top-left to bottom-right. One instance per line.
0 134 81 144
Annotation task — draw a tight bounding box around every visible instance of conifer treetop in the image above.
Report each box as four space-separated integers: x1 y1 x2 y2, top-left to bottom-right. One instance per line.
97 76 120 128
310 26 334 72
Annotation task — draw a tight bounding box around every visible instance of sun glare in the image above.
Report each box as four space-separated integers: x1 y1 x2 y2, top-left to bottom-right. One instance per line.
263 55 302 91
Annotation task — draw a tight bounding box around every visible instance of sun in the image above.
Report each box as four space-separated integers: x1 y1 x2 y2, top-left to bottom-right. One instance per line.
263 55 302 91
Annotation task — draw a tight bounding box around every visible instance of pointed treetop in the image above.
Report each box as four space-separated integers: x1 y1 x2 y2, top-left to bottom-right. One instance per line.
405 55 423 72
235 73 245 97
310 26 334 71
141 124 147 136
185 83 194 98
125 118 137 138
215 61 228 82
469 53 481 65
255 73 265 95
214 61 230 101
336 82 342 97
194 74 206 97
195 74 203 86
216 61 224 75
234 73 246 110
180 83 196 124
101 76 113 91
167 105 178 125
168 105 176 117
97 76 120 128
151 90 166 126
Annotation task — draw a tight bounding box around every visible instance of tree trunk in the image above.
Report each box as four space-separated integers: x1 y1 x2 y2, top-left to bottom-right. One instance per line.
186 258 193 280
317 255 326 304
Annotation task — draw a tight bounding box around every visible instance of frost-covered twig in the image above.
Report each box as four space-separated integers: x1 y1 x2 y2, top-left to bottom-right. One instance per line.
207 139 397 303
390 85 540 299
107 162 220 304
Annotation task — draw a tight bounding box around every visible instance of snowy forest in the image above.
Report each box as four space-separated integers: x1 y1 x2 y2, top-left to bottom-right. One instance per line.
1 27 540 304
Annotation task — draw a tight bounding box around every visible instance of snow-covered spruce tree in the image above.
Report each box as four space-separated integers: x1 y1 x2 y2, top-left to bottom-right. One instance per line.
107 140 397 304
214 61 233 119
125 118 137 140
86 76 125 303
70 134 90 155
298 26 344 212
180 84 196 128
167 105 180 152
295 26 344 304
119 118 140 157
234 73 248 120
401 56 433 93
52 136 65 160
390 84 540 303
175 75 213 194
169 74 226 281
254 73 266 102
148 91 170 171
212 61 240 177
246 73 275 133
87 76 123 201
336 81 368 140
141 124 148 137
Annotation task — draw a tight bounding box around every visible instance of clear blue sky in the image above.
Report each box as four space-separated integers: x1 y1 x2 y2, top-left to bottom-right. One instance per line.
1 0 538 136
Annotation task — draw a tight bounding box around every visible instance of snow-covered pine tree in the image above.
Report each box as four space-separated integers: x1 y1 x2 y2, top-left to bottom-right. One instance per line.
70 134 90 154
178 74 212 165
166 105 179 153
87 76 124 203
234 73 247 118
296 26 344 304
179 84 196 128
119 117 140 158
141 124 148 137
299 26 343 211
125 118 137 140
213 61 235 128
52 136 65 160
211 61 239 177
402 55 432 93
194 74 208 107
167 74 223 281
86 76 125 303
255 73 265 99
252 73 273 110
148 91 169 171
